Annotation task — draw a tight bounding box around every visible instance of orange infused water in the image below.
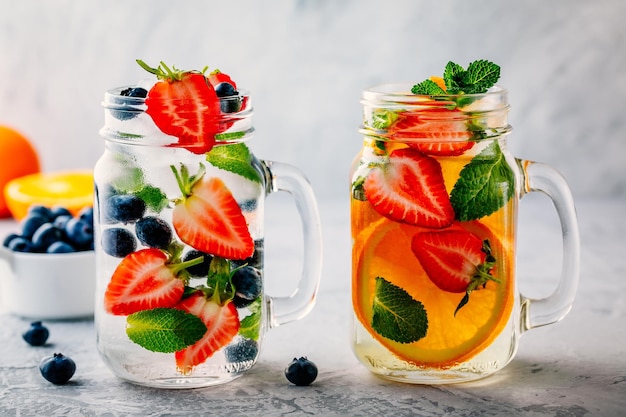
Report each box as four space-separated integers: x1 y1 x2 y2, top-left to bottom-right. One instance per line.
350 78 520 383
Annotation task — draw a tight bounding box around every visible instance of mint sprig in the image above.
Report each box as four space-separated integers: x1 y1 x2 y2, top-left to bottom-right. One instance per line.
450 141 514 221
411 59 500 96
126 308 207 353
371 277 428 344
206 143 262 184
238 298 262 341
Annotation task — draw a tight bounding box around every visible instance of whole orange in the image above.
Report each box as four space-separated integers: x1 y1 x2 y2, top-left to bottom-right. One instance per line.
0 125 41 218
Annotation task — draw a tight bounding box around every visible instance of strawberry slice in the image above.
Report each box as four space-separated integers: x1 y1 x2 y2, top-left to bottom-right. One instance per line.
364 148 454 228
171 164 254 260
174 292 240 374
137 60 223 154
104 248 185 315
207 69 237 89
390 108 474 156
411 229 499 313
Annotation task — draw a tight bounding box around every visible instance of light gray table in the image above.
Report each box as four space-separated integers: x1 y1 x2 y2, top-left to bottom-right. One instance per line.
0 197 624 416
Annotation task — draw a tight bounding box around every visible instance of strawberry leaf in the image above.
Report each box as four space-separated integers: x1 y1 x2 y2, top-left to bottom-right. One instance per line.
126 308 207 353
450 141 514 221
371 277 428 344
206 143 262 184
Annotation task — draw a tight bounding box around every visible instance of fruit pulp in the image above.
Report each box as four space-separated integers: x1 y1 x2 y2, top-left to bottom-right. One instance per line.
94 143 266 388
351 140 518 383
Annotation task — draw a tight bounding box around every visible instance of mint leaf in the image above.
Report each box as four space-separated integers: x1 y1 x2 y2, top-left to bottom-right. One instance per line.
370 109 399 130
126 308 207 353
411 79 446 96
134 184 168 213
371 277 428 343
462 60 501 94
238 298 262 341
206 143 262 183
111 165 144 193
443 61 465 93
215 131 246 142
450 141 514 221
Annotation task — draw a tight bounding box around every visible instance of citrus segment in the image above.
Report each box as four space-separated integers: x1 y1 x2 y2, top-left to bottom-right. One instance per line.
0 125 40 217
353 217 513 367
4 171 94 220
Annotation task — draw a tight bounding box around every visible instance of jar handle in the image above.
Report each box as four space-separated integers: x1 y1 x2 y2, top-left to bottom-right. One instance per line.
261 161 323 328
518 160 581 332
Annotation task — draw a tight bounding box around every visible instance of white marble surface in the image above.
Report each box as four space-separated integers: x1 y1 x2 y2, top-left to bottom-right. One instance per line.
1 0 626 202
0 197 624 416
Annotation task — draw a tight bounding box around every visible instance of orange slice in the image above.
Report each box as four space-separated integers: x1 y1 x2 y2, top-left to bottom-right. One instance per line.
4 170 94 220
353 217 514 368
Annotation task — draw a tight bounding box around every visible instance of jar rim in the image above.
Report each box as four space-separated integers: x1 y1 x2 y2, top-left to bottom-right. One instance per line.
362 84 507 103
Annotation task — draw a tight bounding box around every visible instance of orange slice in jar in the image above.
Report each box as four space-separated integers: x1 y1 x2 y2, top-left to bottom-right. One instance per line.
352 217 514 368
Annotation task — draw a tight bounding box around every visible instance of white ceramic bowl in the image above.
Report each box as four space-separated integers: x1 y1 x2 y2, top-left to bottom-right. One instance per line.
0 247 95 320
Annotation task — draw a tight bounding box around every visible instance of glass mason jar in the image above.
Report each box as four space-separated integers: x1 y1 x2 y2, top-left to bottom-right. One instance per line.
95 86 322 388
350 84 580 384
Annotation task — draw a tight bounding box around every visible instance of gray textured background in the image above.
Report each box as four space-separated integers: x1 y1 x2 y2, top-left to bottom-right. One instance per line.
1 0 625 203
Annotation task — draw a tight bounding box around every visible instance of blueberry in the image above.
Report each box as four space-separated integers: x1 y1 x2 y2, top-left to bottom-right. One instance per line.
224 338 259 363
135 216 172 249
182 250 213 277
285 357 318 386
111 87 148 121
6 236 34 252
23 321 50 346
49 206 72 219
231 266 262 308
101 228 136 258
104 194 146 224
26 205 52 222
31 223 64 252
47 241 76 253
64 218 94 249
21 214 48 239
77 206 94 226
39 353 76 385
53 214 72 230
3 233 21 248
215 82 237 97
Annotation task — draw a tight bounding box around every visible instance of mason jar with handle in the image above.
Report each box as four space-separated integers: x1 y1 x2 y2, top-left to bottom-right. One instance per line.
350 83 580 384
94 66 322 389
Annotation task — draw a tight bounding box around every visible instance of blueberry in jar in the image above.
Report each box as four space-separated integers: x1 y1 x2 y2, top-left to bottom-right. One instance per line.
135 216 172 250
101 227 137 258
104 194 146 224
231 266 262 308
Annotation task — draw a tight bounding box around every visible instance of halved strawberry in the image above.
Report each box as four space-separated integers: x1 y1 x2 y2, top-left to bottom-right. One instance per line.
174 292 240 374
411 229 499 313
171 164 254 260
390 108 474 156
137 60 223 154
364 148 455 229
104 248 186 316
207 69 237 89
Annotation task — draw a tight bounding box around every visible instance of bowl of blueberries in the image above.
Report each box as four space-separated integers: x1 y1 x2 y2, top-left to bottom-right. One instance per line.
0 205 95 320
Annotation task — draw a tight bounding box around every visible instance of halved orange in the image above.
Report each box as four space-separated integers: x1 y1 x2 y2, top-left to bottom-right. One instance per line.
4 170 94 220
352 216 514 368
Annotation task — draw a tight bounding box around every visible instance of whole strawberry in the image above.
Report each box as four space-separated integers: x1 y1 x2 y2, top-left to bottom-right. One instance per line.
136 60 229 154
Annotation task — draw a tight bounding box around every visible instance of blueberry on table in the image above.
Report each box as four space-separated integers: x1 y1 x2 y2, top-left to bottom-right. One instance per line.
101 228 137 258
22 321 49 346
285 357 318 386
135 216 172 249
39 353 76 385
231 266 262 308
182 249 213 277
104 194 146 224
